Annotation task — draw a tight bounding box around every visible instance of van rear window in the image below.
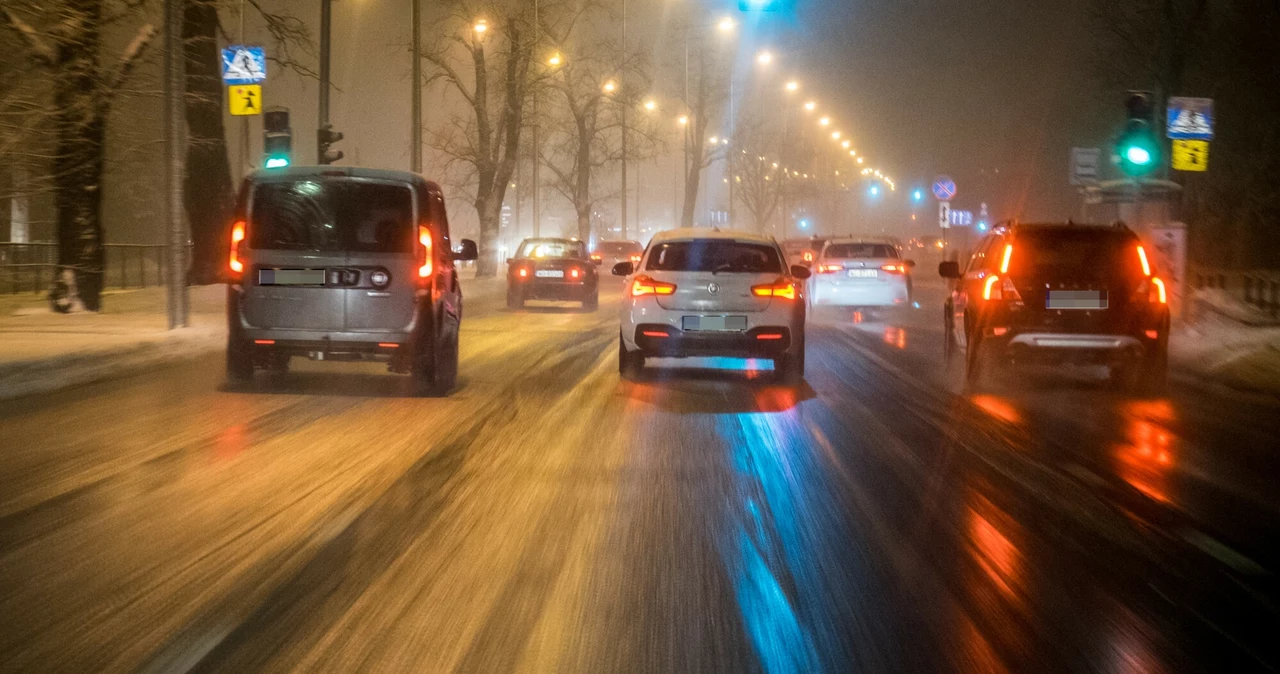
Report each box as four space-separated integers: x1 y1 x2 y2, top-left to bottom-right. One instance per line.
249 180 414 253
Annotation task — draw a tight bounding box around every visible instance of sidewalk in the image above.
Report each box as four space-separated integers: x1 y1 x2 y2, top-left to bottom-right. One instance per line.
0 272 507 401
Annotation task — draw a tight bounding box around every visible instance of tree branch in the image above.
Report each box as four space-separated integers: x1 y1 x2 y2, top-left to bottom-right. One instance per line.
2 8 56 66
107 23 157 92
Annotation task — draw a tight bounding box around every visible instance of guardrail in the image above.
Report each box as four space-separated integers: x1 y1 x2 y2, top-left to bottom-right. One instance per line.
1189 266 1280 318
0 243 183 295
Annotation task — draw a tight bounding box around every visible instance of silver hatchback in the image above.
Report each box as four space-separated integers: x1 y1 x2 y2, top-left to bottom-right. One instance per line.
225 167 477 395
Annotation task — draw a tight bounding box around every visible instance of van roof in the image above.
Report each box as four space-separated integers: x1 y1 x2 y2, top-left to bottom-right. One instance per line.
247 166 440 191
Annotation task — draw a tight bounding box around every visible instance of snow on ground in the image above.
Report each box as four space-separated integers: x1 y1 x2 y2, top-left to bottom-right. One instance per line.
1172 290 1280 395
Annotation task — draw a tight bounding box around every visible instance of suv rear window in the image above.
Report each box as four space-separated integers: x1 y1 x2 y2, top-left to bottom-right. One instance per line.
646 240 783 273
825 243 898 259
1008 229 1144 279
249 180 414 253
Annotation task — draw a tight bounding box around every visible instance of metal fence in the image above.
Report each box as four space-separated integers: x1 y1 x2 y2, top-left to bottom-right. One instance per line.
0 243 183 295
1190 266 1280 318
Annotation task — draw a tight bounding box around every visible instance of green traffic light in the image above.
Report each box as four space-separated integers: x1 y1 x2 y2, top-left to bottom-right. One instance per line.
1125 146 1152 166
265 156 290 169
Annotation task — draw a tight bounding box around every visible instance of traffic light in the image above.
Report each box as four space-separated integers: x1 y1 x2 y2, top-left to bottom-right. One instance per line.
1116 91 1160 177
738 0 791 10
318 125 344 165
263 106 292 169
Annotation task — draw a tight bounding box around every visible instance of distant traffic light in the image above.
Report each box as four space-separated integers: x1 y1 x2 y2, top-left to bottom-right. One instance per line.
738 0 791 10
912 189 924 202
263 106 292 169
1116 91 1160 177
318 124 344 165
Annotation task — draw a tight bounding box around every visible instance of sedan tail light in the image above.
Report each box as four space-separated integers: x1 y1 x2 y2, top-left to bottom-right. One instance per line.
229 221 247 276
631 275 676 296
570 267 581 279
880 263 906 274
751 278 797 300
816 264 843 274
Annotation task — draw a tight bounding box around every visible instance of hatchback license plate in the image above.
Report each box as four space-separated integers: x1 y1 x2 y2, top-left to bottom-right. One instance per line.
846 269 877 278
535 269 564 278
683 315 748 332
259 269 326 286
1047 290 1108 310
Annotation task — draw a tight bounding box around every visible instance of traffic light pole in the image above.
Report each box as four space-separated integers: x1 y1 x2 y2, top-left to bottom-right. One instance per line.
164 0 188 328
318 0 331 163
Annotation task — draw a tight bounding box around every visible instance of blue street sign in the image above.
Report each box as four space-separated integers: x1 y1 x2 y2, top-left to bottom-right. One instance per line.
932 176 957 201
222 46 267 85
948 210 973 227
1167 97 1213 140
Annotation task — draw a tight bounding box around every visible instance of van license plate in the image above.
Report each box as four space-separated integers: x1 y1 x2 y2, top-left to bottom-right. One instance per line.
847 269 877 278
683 315 747 332
1047 290 1108 310
534 270 564 278
259 269 326 286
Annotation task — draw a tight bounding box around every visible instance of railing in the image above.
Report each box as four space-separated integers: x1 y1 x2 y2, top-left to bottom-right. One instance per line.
1189 266 1280 320
0 243 183 295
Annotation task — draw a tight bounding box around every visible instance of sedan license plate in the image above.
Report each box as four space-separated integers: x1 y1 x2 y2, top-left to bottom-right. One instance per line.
534 269 565 278
683 315 747 332
1047 290 1108 310
846 269 878 278
258 269 326 286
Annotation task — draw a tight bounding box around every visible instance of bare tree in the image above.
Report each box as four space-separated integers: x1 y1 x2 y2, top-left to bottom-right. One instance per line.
729 119 784 233
678 46 730 227
3 1 156 311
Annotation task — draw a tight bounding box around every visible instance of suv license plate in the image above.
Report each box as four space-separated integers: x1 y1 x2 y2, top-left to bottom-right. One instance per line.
847 269 877 278
259 269 326 286
1047 290 1108 310
534 269 564 278
683 315 747 332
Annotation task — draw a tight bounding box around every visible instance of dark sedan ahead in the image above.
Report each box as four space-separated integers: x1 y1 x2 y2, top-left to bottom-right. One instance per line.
506 238 600 311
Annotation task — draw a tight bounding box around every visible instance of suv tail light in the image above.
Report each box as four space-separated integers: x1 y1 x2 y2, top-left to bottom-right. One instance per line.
982 275 1022 302
880 263 906 274
1135 276 1167 304
417 226 433 281
631 275 676 296
999 244 1014 274
751 278 797 300
229 221 246 276
1136 245 1152 276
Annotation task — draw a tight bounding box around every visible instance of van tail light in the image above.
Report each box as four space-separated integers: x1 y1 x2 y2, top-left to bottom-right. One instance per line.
751 278 797 300
816 264 843 274
999 244 1013 274
1136 245 1152 276
417 226 433 280
982 275 1023 302
229 221 246 276
631 275 676 297
880 263 906 274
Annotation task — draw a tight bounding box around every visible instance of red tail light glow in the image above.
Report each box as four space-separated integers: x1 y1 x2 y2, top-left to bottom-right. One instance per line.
570 268 581 279
999 244 1013 274
983 274 1002 300
641 330 669 338
631 275 676 296
751 278 797 300
517 267 529 278
253 339 274 345
1137 245 1152 276
802 251 814 263
630 254 642 264
880 263 906 274
1150 276 1167 304
378 342 400 348
817 264 843 274
418 226 433 278
756 333 784 340
229 221 246 274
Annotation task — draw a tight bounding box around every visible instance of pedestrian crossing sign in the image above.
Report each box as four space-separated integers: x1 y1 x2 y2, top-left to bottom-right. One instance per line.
229 85 262 116
1171 139 1208 172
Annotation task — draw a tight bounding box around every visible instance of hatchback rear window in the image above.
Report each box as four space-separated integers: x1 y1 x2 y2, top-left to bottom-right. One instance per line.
825 243 898 259
646 241 783 273
249 180 414 253
1008 229 1144 279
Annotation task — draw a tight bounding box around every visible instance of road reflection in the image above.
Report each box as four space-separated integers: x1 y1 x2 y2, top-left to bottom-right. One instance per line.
1112 400 1178 504
970 395 1023 427
883 326 907 350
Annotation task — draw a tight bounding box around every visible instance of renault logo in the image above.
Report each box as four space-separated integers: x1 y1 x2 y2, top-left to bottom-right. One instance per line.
707 282 719 294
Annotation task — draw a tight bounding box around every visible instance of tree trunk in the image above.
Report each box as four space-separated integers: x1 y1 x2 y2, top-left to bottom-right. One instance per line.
183 0 234 284
681 154 701 228
50 0 107 312
475 195 502 277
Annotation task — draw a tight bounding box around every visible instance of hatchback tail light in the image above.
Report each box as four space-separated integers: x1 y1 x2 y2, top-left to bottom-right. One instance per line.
751 278 797 300
229 221 246 276
417 226 433 280
631 275 676 297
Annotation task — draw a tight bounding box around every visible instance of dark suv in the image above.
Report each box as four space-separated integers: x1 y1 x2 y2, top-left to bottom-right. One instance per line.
939 222 1170 392
225 167 478 395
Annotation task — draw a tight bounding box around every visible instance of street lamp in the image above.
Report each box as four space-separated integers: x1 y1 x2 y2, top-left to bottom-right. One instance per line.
755 50 773 66
473 18 488 36
831 131 841 140
678 115 689 125
804 101 816 112
718 17 735 32
785 80 799 92
819 116 830 126
856 157 864 164
841 140 851 149
643 99 657 112
603 80 617 94
548 52 562 67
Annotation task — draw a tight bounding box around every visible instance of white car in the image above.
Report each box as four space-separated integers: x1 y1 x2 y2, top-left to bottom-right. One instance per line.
613 228 812 381
808 238 915 310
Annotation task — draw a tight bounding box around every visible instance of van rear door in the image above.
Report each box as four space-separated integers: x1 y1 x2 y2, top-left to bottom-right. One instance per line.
342 182 419 332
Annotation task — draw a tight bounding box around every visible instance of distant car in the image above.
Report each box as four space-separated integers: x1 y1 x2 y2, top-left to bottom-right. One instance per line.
940 222 1170 392
782 237 827 267
809 239 915 310
225 166 478 396
592 240 644 268
507 237 600 310
614 228 811 382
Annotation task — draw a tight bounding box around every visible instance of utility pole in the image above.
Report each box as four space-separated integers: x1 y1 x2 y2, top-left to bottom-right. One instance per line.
411 0 422 172
318 0 332 163
532 0 541 237
164 0 188 328
619 0 628 240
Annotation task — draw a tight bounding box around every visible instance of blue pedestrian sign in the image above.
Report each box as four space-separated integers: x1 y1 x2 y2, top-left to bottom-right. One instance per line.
221 46 267 85
931 176 957 201
1167 97 1213 140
